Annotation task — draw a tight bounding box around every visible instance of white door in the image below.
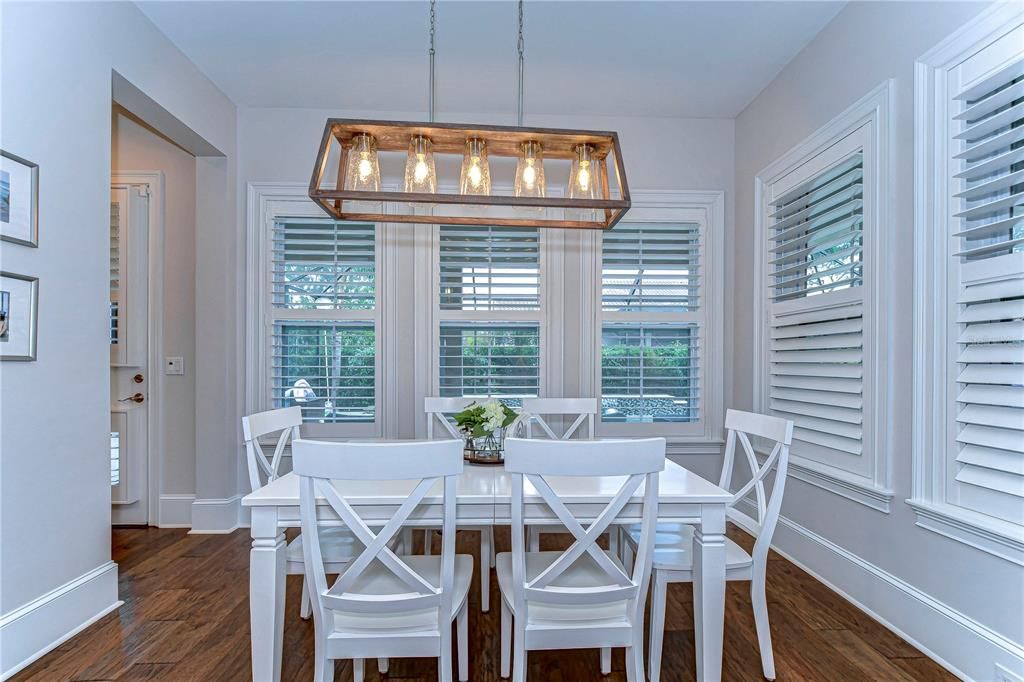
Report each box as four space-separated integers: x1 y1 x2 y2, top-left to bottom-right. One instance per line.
110 182 150 525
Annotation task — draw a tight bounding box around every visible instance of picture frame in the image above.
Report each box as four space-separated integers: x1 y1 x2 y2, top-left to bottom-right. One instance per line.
0 271 39 361
0 149 39 247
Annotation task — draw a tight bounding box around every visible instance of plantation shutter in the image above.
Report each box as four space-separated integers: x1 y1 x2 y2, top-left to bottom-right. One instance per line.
268 218 376 426
272 220 375 310
767 153 866 460
438 323 540 403
601 223 701 311
439 225 540 311
950 59 1024 522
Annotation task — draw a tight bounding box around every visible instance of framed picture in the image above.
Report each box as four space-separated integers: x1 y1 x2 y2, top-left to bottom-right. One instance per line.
1 150 39 247
0 271 38 361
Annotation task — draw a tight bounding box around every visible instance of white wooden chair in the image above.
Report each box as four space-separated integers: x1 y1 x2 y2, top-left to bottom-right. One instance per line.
496 436 666 682
516 399 605 554
293 438 473 682
424 397 501 612
622 409 793 681
242 407 361 621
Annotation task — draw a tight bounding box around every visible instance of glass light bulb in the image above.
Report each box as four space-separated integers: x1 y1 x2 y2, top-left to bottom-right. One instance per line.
459 137 491 196
515 141 546 198
343 133 380 191
568 144 601 200
357 155 373 180
403 135 437 193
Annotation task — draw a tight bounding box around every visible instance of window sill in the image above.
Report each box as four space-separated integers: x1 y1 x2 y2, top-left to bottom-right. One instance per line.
906 499 1024 567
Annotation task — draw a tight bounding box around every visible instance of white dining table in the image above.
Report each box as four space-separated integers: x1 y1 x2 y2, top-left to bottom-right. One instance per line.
242 459 732 682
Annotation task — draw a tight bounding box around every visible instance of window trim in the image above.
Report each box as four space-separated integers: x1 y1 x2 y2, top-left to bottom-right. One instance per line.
588 190 725 443
911 2 1024 563
246 183 387 438
753 80 895 512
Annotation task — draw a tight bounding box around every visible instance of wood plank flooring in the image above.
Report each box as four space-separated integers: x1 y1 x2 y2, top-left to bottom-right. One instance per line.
14 526 954 681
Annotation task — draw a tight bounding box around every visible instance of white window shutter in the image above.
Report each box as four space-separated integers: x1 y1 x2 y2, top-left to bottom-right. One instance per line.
950 60 1024 522
439 225 540 311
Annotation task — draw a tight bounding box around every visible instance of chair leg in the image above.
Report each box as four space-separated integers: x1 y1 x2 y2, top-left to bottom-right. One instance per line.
425 529 433 555
625 627 644 682
752 572 776 680
512 617 527 682
622 541 635 574
600 647 611 675
648 570 668 682
457 603 469 682
480 529 491 612
439 602 453 682
377 657 389 674
314 645 333 682
353 658 364 682
528 526 540 552
300 575 312 620
608 525 619 557
489 526 496 568
500 600 512 679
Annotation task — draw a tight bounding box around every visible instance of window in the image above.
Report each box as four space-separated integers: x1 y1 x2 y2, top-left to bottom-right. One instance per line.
755 82 892 510
437 225 541 404
269 218 377 426
601 223 701 425
913 8 1024 556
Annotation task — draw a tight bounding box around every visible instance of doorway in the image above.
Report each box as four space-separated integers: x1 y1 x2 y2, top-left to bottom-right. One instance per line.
109 174 162 525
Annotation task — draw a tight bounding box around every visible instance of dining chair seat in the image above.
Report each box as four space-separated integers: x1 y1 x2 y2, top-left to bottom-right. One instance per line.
496 551 632 626
329 555 473 635
286 527 361 564
624 523 753 573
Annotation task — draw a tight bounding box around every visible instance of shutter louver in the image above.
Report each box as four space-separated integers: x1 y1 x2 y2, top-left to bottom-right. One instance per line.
439 225 540 311
271 323 375 423
951 60 1024 520
438 323 539 403
769 154 864 301
110 201 121 347
272 220 375 310
769 302 864 455
602 223 701 312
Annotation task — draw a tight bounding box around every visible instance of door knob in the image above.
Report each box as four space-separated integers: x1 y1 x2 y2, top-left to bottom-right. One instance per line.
119 393 145 404
133 374 145 384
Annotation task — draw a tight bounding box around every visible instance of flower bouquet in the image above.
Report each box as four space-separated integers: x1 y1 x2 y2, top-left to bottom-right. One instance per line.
453 399 518 464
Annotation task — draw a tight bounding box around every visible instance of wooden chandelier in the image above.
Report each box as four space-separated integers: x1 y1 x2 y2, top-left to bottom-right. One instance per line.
308 118 631 230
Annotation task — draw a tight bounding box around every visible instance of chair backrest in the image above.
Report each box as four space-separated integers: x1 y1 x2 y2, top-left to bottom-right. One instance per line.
718 409 793 565
503 437 665 625
519 398 597 440
424 397 477 439
292 439 464 627
241 406 302 492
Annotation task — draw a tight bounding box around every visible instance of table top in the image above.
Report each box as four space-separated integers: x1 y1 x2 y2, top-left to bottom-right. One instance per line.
242 459 732 507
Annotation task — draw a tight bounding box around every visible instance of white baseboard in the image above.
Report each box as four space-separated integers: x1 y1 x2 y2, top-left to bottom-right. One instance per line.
158 494 194 528
189 495 243 534
734 499 1024 681
0 561 121 680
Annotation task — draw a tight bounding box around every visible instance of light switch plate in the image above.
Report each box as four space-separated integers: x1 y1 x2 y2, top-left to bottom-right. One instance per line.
165 356 184 375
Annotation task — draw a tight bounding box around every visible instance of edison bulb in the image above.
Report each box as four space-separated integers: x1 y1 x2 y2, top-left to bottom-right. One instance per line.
414 157 429 183
357 155 373 180
522 161 537 189
468 159 483 187
577 164 591 192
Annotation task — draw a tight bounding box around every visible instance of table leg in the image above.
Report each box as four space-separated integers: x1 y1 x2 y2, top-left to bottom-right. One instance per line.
693 503 726 682
250 507 286 682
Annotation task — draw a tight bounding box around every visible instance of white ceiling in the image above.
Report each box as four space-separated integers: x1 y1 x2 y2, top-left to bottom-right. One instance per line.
137 1 845 119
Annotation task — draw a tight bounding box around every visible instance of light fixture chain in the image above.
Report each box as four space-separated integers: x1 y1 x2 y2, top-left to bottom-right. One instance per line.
428 0 436 122
517 0 524 126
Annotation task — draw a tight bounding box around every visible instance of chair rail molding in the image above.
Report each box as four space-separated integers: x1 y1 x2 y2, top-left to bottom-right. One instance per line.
910 1 1024 564
752 80 895 511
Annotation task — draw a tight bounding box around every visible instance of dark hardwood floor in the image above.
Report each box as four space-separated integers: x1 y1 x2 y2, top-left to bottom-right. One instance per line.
14 526 953 681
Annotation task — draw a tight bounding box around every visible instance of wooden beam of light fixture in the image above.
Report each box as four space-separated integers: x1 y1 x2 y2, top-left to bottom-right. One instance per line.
308 118 631 229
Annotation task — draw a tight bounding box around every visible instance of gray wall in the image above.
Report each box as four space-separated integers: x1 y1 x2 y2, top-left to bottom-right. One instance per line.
732 1 1022 675
0 3 236 661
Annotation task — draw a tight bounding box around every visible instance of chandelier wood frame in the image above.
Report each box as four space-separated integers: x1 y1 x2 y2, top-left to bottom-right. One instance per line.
308 118 631 230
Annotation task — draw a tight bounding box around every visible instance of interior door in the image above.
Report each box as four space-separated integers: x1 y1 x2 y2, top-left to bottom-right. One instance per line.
110 183 150 525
